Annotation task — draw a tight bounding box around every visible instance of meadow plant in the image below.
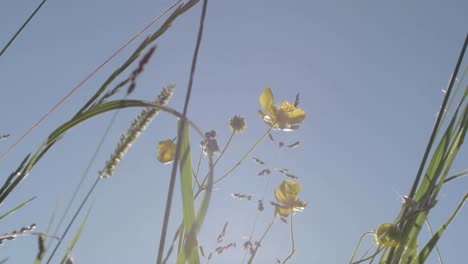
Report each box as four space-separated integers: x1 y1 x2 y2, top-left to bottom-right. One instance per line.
1 0 467 263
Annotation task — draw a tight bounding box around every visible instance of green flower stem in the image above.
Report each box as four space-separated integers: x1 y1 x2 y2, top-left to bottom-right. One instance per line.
349 232 375 263
194 130 235 191
247 217 276 264
214 130 235 167
281 214 295 264
213 126 273 185
352 247 385 264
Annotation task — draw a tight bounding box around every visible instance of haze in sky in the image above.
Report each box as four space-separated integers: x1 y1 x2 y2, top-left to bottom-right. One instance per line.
1 0 467 263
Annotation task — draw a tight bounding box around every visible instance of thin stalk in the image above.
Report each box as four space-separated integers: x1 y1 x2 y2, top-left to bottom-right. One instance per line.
247 217 276 264
425 219 444 264
213 130 235 166
0 0 47 57
45 176 100 264
214 127 273 185
281 214 295 264
242 170 275 264
48 109 120 250
352 247 385 264
155 0 208 262
349 232 375 264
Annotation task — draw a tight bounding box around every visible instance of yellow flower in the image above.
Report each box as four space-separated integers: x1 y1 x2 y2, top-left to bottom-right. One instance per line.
274 180 307 218
258 88 306 131
374 223 400 248
157 139 176 164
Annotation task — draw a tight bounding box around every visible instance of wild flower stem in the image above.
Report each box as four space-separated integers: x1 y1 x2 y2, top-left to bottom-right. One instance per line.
281 214 295 264
214 130 235 167
349 232 375 263
247 217 276 264
213 126 273 185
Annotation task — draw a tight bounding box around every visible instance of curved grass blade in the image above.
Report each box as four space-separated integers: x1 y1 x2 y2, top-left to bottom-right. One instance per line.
0 100 202 206
444 169 468 183
0 196 36 220
175 121 199 264
410 193 468 264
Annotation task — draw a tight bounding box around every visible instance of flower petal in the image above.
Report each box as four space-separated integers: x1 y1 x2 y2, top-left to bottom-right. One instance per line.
157 139 176 164
259 88 276 116
287 108 306 124
275 180 301 204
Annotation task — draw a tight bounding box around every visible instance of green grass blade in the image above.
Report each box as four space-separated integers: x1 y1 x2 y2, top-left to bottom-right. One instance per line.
176 121 199 264
0 196 36 220
0 154 30 198
59 206 92 264
413 110 457 201
184 146 214 264
410 193 468 264
444 168 468 183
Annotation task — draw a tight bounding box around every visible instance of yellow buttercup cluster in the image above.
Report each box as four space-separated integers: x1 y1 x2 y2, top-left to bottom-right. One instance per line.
258 88 306 131
274 180 307 218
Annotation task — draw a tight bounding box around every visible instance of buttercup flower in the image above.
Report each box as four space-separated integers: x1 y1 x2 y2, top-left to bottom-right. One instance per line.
229 115 247 133
374 223 400 248
157 139 177 164
258 88 306 131
274 180 307 218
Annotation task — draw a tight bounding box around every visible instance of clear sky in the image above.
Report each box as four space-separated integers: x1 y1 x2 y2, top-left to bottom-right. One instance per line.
1 0 467 263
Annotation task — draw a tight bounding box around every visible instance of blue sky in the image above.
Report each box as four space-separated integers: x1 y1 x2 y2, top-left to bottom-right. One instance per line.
1 0 467 263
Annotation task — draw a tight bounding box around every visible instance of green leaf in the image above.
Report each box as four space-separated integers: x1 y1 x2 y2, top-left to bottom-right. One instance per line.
176 121 199 264
0 196 35 220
